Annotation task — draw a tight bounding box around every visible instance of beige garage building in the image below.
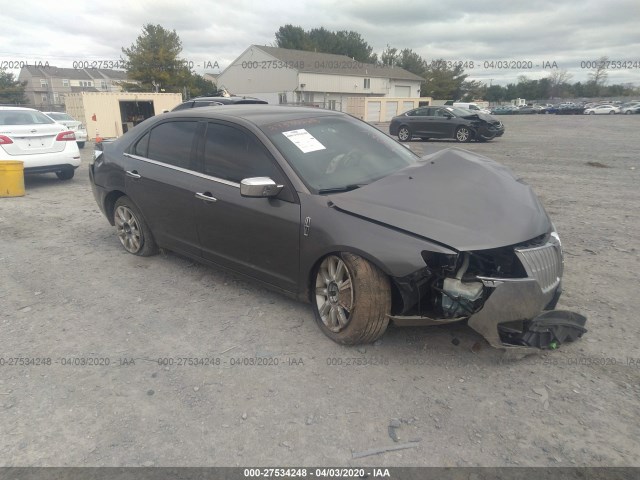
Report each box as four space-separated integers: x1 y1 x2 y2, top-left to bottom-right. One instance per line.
65 92 183 140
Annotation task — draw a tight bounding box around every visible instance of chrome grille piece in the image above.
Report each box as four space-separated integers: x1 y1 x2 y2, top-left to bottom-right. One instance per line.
514 243 563 294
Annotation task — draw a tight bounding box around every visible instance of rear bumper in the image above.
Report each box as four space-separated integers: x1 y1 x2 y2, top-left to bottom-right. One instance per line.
75 130 88 142
1 142 81 170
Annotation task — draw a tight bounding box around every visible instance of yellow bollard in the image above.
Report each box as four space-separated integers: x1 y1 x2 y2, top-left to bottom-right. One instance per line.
0 161 25 197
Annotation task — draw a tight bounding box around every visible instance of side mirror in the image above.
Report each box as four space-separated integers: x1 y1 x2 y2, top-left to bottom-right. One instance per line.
240 177 283 198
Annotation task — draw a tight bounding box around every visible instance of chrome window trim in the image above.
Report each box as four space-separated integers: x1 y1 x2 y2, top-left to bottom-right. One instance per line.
123 152 240 188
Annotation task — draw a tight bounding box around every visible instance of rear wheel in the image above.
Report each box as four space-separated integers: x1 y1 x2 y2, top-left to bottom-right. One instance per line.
313 253 391 345
56 168 74 180
113 196 158 256
455 126 472 142
397 126 412 142
77 142 85 149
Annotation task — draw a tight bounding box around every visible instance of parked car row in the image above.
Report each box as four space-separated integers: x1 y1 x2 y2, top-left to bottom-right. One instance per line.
491 101 640 115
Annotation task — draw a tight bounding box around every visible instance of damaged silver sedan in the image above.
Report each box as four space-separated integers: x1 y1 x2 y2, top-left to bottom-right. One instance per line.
90 106 585 349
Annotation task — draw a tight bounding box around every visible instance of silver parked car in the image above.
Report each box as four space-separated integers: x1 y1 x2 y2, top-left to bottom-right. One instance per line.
42 112 88 148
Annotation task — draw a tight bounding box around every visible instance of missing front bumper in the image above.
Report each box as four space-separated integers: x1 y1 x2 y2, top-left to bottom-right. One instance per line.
389 278 587 350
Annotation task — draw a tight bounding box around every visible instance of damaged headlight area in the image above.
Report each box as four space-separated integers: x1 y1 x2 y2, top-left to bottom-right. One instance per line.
389 231 586 350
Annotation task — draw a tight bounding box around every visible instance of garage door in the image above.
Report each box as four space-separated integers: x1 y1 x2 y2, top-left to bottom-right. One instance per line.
401 101 414 113
395 86 411 97
367 101 381 122
385 101 398 121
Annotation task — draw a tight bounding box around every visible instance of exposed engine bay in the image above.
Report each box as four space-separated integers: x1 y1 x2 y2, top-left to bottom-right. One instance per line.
389 232 587 349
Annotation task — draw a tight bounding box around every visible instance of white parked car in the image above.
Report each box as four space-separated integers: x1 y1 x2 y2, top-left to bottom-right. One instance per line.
42 111 88 148
0 107 81 180
452 102 492 114
583 105 620 115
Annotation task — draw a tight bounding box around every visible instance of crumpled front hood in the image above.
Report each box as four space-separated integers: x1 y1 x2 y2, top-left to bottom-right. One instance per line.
329 148 550 251
462 112 499 123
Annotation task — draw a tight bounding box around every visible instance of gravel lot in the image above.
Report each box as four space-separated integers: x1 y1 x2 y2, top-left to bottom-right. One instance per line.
1 114 639 467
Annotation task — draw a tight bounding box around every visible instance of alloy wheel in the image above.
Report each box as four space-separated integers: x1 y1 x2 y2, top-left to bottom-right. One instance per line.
315 255 354 333
115 205 142 254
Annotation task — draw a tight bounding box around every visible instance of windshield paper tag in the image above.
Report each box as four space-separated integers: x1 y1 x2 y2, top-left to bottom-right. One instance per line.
282 129 326 153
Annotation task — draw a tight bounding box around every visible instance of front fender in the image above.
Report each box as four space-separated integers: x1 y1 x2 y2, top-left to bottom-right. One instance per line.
297 194 456 301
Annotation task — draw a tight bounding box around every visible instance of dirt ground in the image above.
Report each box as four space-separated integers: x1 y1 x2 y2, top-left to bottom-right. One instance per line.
1 114 639 467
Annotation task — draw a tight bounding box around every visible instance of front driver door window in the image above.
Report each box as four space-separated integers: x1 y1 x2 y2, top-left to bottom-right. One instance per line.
192 122 301 291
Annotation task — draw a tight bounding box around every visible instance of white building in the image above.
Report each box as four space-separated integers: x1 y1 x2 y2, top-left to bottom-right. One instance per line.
216 46 424 112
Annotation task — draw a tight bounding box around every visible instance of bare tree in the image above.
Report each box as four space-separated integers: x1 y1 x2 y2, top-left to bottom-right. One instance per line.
588 56 609 95
548 69 573 98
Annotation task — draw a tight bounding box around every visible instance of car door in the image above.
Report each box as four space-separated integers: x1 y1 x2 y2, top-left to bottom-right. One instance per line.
192 121 301 292
433 108 457 137
406 107 433 136
122 120 201 256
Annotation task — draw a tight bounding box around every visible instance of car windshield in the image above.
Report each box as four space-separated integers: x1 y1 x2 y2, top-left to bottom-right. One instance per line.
262 115 419 192
445 107 476 117
0 110 55 125
47 113 75 121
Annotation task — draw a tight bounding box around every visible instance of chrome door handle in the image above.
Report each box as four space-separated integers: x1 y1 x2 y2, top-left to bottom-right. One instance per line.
125 170 141 179
195 192 217 202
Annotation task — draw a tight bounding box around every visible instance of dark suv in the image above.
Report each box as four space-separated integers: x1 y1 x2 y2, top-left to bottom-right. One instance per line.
172 96 268 111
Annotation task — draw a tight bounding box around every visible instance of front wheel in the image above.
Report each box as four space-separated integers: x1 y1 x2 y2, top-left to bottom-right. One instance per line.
113 196 158 256
608 110 615 115
313 253 391 345
589 111 595 115
397 126 412 142
625 110 632 115
455 126 472 142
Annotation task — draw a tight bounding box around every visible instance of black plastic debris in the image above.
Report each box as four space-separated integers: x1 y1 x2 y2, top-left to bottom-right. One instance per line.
499 310 588 349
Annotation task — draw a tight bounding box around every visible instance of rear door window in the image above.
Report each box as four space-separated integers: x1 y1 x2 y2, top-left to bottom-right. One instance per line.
147 121 199 170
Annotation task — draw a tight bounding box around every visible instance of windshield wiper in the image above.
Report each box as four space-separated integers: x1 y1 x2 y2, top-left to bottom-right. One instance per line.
317 184 366 194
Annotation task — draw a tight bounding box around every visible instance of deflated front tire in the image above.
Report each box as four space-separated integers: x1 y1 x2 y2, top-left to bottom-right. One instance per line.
312 253 391 345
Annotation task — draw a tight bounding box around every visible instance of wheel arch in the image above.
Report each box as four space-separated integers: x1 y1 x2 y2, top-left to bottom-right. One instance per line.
304 247 402 311
103 190 127 226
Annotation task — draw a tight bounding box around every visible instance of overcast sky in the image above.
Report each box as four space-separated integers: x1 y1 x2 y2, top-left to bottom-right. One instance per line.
2 0 639 86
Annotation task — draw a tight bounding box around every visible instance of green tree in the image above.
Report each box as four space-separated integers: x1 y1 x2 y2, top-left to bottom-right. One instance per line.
275 25 311 50
380 45 399 66
485 84 505 102
185 73 217 98
460 80 487 101
274 25 377 63
422 59 467 99
0 69 27 104
395 49 426 77
120 24 192 93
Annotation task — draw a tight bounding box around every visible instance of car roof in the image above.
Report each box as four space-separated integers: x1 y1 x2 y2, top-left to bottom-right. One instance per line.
191 96 268 104
0 106 38 111
162 105 341 126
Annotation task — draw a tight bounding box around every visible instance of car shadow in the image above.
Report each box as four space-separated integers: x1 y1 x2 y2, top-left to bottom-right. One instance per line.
23 174 74 190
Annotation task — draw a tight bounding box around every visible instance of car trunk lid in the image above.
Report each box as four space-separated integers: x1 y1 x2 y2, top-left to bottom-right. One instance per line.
0 124 66 155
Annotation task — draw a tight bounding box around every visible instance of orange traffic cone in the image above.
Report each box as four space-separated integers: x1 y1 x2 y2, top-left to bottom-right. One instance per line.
95 130 102 143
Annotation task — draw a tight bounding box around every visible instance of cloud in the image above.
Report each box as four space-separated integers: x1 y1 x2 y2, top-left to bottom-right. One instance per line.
1 0 638 84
